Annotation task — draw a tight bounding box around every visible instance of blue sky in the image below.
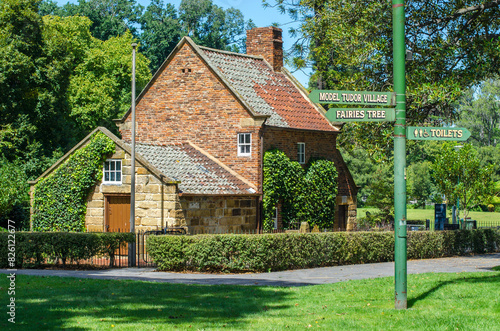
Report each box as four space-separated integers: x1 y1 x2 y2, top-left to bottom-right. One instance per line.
54 0 311 86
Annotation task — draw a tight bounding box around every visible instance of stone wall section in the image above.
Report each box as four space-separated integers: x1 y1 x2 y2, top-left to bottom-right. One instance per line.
84 146 181 232
180 195 258 234
119 42 262 187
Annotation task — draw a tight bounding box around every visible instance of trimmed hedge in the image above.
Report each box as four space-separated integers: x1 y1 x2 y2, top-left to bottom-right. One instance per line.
148 229 500 272
0 232 135 268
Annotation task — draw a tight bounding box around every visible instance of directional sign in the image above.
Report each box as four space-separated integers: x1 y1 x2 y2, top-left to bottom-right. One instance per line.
407 126 471 141
309 90 395 106
326 108 396 122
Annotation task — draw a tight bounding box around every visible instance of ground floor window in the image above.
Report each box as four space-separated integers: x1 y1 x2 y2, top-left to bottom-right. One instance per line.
103 160 122 184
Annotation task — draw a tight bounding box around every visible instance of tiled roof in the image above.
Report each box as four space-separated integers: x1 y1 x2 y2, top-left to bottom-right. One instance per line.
200 47 337 132
134 142 256 195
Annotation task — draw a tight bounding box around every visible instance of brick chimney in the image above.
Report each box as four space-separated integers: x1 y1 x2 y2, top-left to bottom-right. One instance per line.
246 26 283 72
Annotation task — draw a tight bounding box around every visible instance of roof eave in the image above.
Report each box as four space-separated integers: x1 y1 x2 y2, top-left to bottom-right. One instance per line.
30 127 178 185
281 67 343 132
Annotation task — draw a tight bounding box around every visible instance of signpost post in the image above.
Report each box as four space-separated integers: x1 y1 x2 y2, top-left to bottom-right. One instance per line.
392 0 407 310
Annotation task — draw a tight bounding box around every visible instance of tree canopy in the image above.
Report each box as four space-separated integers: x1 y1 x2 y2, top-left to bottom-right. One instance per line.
431 143 495 220
457 78 500 147
265 0 500 157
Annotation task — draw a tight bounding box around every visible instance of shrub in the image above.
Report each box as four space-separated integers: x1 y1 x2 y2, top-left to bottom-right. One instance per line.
147 229 499 273
262 149 338 230
0 231 135 268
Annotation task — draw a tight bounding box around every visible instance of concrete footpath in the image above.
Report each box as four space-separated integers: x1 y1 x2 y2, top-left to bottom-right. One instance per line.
1 253 499 287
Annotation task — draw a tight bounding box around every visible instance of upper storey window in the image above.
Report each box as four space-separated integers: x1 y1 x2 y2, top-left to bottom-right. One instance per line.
298 143 305 164
238 133 251 156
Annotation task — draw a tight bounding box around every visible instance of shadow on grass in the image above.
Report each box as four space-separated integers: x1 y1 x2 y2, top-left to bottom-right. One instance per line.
408 273 500 308
0 275 292 330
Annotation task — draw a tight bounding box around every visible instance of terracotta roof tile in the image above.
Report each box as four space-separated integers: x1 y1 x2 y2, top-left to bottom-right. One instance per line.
134 143 255 195
200 47 336 132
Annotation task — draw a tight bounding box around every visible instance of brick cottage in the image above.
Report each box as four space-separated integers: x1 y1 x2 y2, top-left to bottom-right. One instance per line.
30 27 357 233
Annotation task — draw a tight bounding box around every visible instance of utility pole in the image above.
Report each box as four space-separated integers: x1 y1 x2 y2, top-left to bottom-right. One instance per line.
129 43 137 267
392 0 407 309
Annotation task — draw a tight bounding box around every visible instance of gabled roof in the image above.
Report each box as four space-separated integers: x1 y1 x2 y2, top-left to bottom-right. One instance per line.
116 36 339 132
29 127 176 186
199 46 337 132
30 127 257 196
134 142 257 195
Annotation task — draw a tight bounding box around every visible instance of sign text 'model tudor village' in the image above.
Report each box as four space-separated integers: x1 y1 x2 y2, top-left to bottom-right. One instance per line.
319 92 389 104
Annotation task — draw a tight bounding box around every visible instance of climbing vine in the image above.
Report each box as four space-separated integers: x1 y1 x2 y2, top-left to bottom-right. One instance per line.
262 149 338 231
32 132 116 231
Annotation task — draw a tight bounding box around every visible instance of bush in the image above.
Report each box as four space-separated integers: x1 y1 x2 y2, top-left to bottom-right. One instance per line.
0 231 135 268
148 229 499 273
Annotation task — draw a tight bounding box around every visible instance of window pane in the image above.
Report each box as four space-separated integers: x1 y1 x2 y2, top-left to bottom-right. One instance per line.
105 162 109 170
244 134 250 143
239 134 244 144
116 171 121 181
110 172 115 181
245 146 250 153
105 172 110 181
110 162 115 171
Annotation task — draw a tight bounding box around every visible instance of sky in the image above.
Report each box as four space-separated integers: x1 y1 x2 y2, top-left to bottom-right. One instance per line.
53 0 311 86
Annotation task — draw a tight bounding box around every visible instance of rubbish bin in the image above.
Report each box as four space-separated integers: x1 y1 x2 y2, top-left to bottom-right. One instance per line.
464 218 477 230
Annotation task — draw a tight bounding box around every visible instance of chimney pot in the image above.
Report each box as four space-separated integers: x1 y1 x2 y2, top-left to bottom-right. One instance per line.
246 26 283 72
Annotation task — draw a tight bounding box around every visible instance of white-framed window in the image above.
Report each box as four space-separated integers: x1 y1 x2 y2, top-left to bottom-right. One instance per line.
298 142 305 164
103 159 122 184
237 133 251 156
272 207 279 230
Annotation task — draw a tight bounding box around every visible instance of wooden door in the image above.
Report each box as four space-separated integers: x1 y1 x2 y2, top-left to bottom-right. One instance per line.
337 205 347 231
106 195 130 232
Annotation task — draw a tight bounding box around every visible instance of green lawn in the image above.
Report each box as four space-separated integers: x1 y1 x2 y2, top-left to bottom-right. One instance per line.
358 207 500 225
1 272 499 330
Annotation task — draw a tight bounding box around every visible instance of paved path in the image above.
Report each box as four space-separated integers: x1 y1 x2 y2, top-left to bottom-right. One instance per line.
1 253 499 287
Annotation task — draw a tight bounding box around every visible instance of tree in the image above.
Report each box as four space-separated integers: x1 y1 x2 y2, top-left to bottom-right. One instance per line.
431 143 494 221
339 147 377 207
179 0 250 52
139 0 181 72
265 0 500 157
407 161 435 208
457 78 500 147
55 0 143 40
68 30 151 132
0 159 30 230
365 161 394 222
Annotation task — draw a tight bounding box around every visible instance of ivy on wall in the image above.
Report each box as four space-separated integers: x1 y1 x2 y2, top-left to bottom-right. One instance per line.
32 132 116 231
262 149 338 231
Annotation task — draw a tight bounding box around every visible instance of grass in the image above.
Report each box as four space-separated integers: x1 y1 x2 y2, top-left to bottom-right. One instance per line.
358 207 500 225
1 272 500 330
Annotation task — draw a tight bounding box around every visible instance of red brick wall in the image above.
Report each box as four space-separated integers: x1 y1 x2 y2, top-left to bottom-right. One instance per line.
262 127 357 198
119 42 262 186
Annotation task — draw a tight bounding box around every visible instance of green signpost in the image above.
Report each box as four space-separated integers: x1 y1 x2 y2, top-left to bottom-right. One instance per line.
309 90 395 106
309 0 471 311
325 108 395 122
407 126 471 141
